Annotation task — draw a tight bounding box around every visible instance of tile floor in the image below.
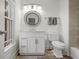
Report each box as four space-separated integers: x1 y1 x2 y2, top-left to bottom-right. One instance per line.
17 50 72 59
17 55 71 59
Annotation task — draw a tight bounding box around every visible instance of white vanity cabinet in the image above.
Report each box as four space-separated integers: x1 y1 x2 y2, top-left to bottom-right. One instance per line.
19 32 46 55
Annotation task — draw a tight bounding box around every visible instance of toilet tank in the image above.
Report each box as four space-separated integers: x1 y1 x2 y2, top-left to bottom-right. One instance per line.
48 33 59 41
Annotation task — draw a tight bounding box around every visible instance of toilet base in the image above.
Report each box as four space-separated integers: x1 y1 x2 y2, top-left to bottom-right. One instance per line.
52 47 63 58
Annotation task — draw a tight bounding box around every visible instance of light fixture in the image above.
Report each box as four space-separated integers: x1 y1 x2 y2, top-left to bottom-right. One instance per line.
24 4 42 13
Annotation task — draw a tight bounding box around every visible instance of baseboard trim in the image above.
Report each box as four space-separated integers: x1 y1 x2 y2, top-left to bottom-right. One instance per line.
19 53 45 56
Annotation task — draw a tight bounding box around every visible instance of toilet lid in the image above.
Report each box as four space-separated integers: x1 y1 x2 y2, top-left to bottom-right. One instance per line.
52 41 65 47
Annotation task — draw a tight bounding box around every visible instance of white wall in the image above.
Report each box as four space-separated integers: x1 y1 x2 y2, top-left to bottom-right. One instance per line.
15 0 21 48
59 0 69 55
21 0 60 16
0 0 5 59
20 0 61 35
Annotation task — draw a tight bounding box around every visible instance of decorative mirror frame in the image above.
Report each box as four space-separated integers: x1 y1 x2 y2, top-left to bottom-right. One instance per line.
24 11 41 26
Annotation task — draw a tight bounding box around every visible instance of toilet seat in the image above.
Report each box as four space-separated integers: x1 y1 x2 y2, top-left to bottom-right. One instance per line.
52 41 65 48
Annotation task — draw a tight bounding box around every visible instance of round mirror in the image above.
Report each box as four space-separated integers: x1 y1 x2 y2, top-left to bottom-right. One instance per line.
24 11 41 26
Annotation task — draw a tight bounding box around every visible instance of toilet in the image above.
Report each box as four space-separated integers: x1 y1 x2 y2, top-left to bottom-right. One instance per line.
52 41 65 58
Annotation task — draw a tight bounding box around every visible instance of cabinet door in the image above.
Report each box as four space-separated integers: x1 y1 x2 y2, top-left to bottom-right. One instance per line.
28 38 36 53
20 38 28 54
36 39 45 54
